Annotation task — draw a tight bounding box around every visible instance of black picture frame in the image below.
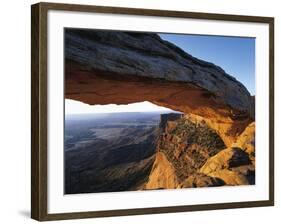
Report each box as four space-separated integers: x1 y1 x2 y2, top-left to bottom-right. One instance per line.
31 2 274 221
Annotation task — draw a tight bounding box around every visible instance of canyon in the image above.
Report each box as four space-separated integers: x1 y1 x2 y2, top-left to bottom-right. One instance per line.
64 29 255 192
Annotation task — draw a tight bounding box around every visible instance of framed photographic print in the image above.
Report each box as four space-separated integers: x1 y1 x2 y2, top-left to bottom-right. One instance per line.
31 2 274 221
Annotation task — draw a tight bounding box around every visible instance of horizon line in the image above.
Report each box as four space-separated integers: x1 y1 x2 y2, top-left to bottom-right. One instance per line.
65 110 183 115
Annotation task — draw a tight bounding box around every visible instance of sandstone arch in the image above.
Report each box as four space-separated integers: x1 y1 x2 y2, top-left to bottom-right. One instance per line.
64 29 254 146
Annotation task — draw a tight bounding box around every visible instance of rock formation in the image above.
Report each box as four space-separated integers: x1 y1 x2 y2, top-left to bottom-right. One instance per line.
145 114 255 188
65 29 254 146
145 152 180 189
145 113 226 189
64 29 255 190
200 122 255 185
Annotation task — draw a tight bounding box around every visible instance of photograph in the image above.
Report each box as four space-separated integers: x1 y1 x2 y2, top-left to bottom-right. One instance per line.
64 29 256 194
30 2 274 220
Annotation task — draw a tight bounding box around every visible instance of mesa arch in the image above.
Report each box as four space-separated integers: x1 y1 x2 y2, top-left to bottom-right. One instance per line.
64 29 254 146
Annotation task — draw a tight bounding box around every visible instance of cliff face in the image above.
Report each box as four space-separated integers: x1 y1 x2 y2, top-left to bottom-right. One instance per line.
145 114 255 189
145 152 180 189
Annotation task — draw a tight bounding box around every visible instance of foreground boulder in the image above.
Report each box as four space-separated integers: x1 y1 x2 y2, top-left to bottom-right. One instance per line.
199 122 255 185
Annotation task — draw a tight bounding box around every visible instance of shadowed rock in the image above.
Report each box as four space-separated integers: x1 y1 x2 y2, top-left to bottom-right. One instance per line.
182 173 225 188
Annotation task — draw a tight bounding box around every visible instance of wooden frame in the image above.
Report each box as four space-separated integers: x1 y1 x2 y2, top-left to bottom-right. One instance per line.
31 2 274 221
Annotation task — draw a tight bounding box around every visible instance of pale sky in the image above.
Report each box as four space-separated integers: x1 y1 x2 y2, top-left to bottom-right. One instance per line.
65 99 176 114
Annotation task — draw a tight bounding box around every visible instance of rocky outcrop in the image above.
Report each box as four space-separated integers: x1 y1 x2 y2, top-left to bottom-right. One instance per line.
232 122 255 162
199 122 255 185
145 152 180 189
145 115 255 189
145 114 227 188
200 147 251 174
158 114 226 180
65 29 254 146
